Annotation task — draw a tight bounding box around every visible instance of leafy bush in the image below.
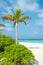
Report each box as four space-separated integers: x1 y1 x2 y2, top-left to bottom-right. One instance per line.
0 33 35 65
0 44 35 65
0 33 15 52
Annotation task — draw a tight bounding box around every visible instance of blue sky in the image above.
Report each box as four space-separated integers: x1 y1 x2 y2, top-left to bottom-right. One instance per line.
0 0 43 39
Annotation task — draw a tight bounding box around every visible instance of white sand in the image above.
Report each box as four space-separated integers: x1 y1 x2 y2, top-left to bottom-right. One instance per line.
20 42 43 65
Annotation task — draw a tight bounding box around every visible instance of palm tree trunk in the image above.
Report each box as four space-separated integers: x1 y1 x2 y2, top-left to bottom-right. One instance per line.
16 22 18 44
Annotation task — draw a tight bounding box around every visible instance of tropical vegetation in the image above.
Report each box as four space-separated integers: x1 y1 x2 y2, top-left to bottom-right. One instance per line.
0 43 35 65
0 33 15 52
0 33 35 65
0 8 35 65
2 8 31 44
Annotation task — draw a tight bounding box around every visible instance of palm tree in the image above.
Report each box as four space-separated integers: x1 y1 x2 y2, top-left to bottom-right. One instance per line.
2 8 31 44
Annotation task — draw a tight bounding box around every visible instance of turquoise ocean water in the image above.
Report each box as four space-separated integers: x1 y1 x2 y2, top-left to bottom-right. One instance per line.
18 39 43 43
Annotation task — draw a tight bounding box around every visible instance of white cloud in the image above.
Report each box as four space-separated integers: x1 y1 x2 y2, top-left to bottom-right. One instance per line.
36 19 43 26
38 13 43 18
38 21 43 25
1 0 43 17
0 0 39 14
38 10 43 18
2 7 13 15
5 23 11 27
0 1 8 8
5 7 13 14
13 0 39 12
5 27 13 31
36 9 43 18
6 28 12 31
8 0 15 4
0 1 13 14
28 2 39 11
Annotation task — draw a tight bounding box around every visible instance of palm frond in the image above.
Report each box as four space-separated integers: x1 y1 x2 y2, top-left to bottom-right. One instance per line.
2 15 15 21
2 8 31 27
21 16 31 20
9 15 16 19
23 21 27 25
0 24 5 27
14 21 16 27
19 13 24 18
11 9 15 15
18 16 31 25
15 8 21 18
18 16 31 22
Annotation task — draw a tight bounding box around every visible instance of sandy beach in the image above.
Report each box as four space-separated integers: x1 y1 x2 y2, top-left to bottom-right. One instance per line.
20 42 43 65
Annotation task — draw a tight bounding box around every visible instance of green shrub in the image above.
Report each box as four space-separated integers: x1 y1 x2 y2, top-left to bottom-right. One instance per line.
0 33 35 65
0 44 35 65
0 33 15 52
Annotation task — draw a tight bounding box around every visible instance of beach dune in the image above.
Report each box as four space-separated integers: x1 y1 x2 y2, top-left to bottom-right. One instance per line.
20 42 43 65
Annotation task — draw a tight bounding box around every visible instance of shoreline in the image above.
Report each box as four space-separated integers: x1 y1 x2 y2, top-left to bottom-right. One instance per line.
19 42 43 49
19 42 43 65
